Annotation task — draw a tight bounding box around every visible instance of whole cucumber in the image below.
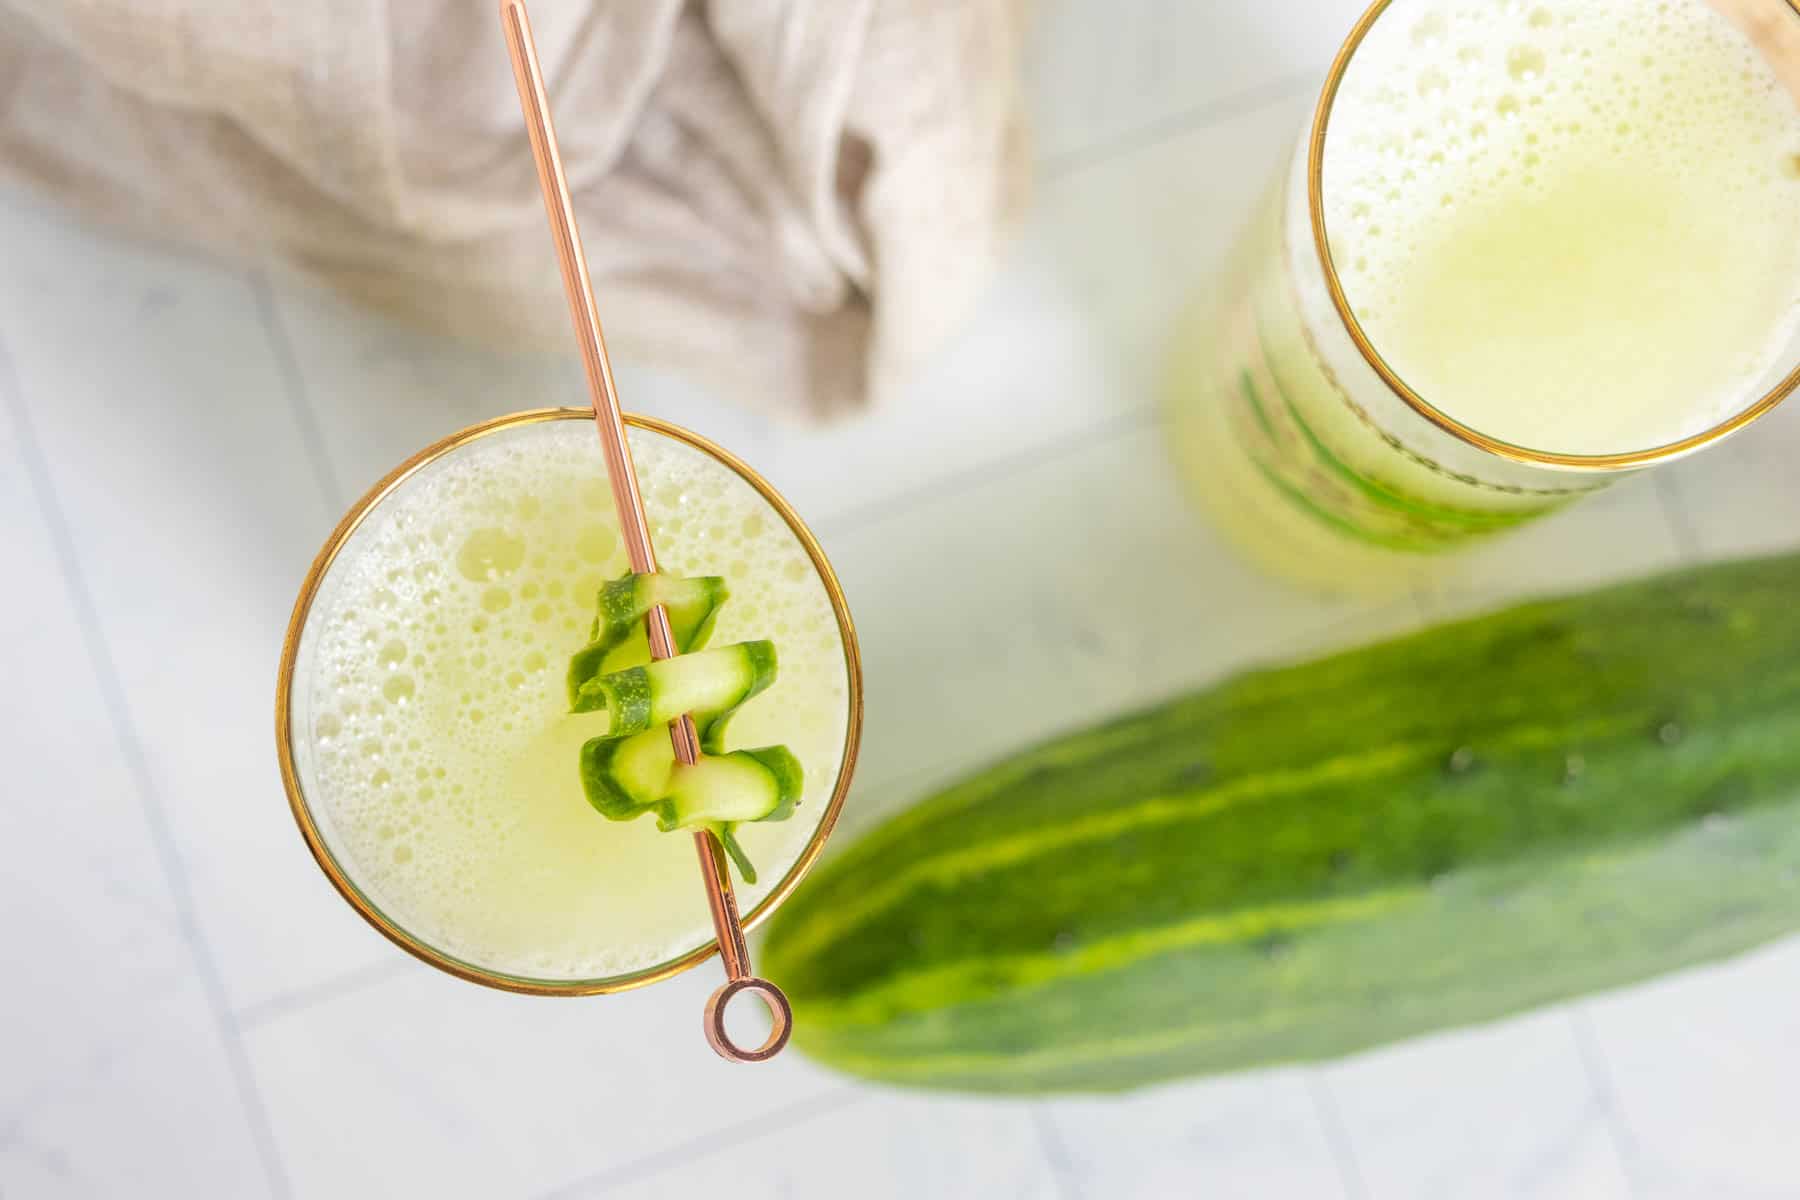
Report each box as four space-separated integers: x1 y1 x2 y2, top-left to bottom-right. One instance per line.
763 553 1800 1093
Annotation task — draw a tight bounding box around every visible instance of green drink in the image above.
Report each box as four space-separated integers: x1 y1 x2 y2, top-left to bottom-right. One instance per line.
1169 0 1800 589
279 412 859 992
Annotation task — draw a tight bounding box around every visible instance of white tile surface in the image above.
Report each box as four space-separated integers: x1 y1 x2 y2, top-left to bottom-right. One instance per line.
0 201 390 1017
1030 0 1365 164
5 2 1800 1198
245 968 843 1199
826 422 1375 793
261 274 579 504
593 1093 1064 1200
1039 1071 1354 1198
1320 1011 1631 1200
1036 91 1312 375
1 337 277 1196
1582 937 1800 1200
1656 397 1800 563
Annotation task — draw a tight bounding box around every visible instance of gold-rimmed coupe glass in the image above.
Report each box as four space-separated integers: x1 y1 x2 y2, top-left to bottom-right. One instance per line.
1167 0 1800 591
276 408 863 996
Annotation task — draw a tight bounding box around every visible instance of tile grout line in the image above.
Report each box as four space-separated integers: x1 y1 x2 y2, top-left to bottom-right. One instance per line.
1028 1107 1083 1200
1037 69 1324 181
0 333 294 1200
1305 1070 1369 1200
251 270 346 514
1651 471 1704 563
234 958 420 1032
820 404 1156 538
1568 1005 1645 1200
534 1086 866 1198
1408 581 1439 626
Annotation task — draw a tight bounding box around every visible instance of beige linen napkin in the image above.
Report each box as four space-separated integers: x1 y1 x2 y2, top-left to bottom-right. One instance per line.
0 0 1030 420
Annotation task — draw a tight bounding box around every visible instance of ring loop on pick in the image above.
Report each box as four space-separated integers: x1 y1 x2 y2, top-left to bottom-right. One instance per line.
704 977 793 1062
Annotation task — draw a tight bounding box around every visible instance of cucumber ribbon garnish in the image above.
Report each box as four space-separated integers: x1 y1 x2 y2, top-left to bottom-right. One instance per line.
568 571 801 884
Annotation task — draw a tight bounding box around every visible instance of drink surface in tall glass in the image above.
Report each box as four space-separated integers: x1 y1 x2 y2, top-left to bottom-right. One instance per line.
279 411 860 993
1169 0 1800 590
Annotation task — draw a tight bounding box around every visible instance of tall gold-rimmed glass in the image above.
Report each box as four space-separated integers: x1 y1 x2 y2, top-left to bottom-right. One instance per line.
276 409 862 996
1167 0 1800 590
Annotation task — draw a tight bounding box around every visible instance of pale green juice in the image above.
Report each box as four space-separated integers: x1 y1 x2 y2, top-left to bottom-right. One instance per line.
288 419 851 982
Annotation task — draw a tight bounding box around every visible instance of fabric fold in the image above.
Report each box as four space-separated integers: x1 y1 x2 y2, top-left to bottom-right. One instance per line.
0 0 1029 421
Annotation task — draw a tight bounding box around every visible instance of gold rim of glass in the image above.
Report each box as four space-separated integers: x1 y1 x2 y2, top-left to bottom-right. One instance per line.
274 407 864 996
1307 0 1800 471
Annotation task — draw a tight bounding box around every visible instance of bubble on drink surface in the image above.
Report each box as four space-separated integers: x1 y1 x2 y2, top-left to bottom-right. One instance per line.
456 528 526 583
1410 11 1446 48
298 419 851 980
1506 44 1546 83
575 524 617 563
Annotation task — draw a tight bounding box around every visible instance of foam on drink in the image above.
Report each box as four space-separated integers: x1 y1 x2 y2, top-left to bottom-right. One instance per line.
291 420 850 981
1322 0 1800 455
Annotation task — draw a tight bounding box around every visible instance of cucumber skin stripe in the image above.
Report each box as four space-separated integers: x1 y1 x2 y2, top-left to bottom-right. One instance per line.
761 552 1800 1094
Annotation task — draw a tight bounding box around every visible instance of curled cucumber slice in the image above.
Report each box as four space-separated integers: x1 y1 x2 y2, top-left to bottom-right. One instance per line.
566 572 727 705
569 571 801 884
658 746 804 830
570 641 777 746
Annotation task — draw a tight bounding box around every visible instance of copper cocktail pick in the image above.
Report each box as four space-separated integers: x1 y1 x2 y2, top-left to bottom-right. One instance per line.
500 0 793 1063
